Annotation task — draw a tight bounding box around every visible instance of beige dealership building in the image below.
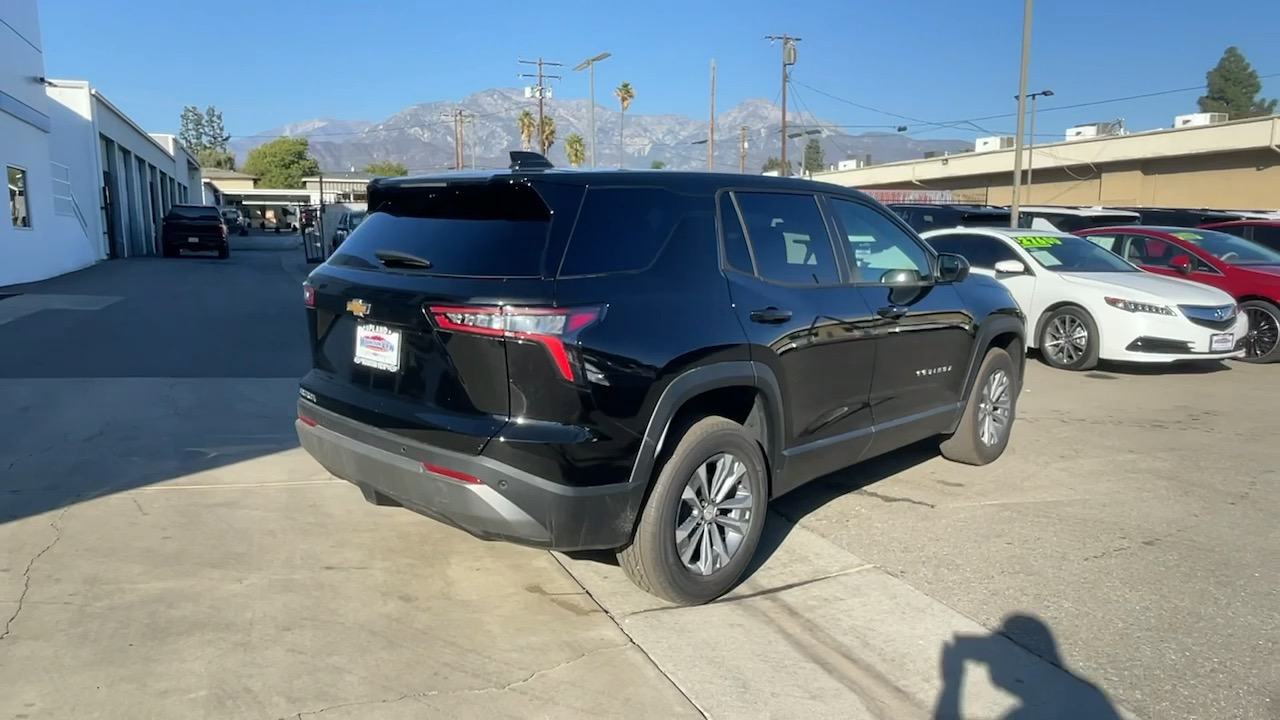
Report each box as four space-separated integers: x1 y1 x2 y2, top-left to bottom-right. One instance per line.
815 115 1280 209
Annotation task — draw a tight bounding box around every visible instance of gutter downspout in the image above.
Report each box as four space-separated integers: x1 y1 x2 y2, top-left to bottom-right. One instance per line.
88 89 107 260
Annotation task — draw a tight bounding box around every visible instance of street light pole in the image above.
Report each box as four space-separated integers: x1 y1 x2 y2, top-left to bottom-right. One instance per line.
1009 0 1033 227
573 51 612 168
1025 89 1053 195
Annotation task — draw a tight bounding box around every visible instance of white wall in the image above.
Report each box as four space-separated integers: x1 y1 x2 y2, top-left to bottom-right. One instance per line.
0 0 95 287
44 84 104 261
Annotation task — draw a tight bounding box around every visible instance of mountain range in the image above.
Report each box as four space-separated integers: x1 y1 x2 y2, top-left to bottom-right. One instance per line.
229 88 972 174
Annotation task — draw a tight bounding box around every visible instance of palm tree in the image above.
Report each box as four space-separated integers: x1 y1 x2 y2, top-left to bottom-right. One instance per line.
565 133 586 167
516 110 536 151
614 81 635 167
539 116 557 154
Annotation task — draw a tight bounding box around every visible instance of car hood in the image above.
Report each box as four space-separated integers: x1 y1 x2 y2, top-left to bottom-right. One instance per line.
1058 271 1234 305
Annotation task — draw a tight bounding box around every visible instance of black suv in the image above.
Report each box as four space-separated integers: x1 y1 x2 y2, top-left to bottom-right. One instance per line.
888 203 1020 233
296 151 1026 605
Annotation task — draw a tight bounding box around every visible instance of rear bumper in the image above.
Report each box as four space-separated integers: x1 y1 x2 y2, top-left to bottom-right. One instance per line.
296 400 638 552
164 237 227 251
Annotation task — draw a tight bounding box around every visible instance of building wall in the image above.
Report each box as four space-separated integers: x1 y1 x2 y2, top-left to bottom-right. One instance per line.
209 177 257 192
1 0 96 287
853 149 1280 209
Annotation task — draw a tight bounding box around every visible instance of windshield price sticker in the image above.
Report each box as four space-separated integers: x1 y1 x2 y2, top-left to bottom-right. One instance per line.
1173 232 1203 241
1017 235 1062 248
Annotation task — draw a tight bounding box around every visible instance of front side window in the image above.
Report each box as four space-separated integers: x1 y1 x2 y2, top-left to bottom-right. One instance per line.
828 197 932 283
1014 234 1137 272
732 191 839 284
8 166 30 228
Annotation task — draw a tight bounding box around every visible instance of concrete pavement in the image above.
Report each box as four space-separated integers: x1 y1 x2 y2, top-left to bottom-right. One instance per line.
2 247 1273 719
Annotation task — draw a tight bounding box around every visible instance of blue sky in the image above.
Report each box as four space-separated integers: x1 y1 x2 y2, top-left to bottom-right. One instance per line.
38 0 1280 143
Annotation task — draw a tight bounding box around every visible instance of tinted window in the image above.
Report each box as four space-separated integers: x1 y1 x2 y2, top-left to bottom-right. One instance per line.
719 193 754 274
1247 225 1280 249
334 183 551 277
1208 224 1249 240
958 211 1013 228
559 187 687 276
733 192 839 284
828 198 932 283
926 233 1019 269
167 205 221 220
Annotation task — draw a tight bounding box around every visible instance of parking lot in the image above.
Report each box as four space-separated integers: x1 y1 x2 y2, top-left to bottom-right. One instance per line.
1 243 1275 719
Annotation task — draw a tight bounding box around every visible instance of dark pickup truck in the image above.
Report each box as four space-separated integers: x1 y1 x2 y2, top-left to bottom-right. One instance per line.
162 205 230 259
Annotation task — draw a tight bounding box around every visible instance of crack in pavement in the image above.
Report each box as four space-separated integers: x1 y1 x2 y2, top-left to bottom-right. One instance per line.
1 507 69 642
284 643 634 719
854 489 936 509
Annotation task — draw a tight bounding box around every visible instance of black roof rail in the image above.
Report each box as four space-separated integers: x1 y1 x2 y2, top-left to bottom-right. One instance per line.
509 150 554 170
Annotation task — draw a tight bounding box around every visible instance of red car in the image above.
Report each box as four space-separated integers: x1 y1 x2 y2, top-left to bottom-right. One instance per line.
1076 225 1280 363
1198 220 1280 253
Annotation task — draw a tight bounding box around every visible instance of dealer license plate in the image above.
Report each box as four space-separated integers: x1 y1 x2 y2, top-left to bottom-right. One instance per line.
187 236 199 243
1210 332 1234 352
354 323 402 372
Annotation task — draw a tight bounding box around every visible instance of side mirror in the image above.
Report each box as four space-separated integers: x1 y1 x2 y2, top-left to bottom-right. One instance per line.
993 259 1027 275
879 268 924 285
1169 254 1192 274
936 253 971 283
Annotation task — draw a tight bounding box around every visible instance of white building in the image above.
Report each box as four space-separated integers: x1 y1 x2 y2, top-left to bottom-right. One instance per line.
1 0 94 287
1 0 204 286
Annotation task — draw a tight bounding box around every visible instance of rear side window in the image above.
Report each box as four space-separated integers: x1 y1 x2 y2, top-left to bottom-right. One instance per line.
733 191 840 285
333 183 551 277
558 187 685 276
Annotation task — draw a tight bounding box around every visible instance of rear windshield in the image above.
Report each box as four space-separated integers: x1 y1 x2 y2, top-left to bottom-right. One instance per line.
1031 212 1138 233
959 211 1012 227
167 206 221 220
330 183 552 277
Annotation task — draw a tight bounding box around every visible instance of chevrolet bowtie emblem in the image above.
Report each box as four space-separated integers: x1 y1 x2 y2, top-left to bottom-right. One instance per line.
346 299 371 317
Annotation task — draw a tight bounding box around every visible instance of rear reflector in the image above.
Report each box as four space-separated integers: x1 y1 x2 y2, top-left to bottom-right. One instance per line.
423 462 483 484
298 413 317 427
426 304 603 382
302 282 315 307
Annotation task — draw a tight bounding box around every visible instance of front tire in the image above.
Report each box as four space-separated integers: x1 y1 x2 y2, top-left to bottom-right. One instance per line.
217 245 230 260
1238 299 1280 363
940 347 1017 466
1038 306 1099 371
618 416 768 606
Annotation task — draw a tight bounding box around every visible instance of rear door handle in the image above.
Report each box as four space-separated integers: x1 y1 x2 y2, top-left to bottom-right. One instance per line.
876 305 909 320
749 307 792 324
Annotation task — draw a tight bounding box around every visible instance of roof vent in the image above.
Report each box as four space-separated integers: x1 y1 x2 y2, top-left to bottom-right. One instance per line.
509 151 554 171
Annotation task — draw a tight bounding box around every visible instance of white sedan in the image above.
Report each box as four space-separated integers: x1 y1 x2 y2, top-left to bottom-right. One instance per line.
921 227 1248 370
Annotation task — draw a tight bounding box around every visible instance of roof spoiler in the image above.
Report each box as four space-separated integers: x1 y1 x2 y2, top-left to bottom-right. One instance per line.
509 150 554 171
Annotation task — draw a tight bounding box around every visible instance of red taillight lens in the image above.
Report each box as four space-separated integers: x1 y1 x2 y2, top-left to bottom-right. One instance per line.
422 462 482 484
426 304 603 382
302 282 315 307
298 412 317 427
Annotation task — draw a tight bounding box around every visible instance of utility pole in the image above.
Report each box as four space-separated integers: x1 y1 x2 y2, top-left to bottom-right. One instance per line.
708 59 716 171
519 57 563 155
453 110 464 170
1009 0 1033 226
467 113 477 169
766 35 800 176
738 125 748 173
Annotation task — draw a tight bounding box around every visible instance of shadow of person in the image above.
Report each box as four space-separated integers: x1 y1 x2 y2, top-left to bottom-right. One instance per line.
934 613 1122 720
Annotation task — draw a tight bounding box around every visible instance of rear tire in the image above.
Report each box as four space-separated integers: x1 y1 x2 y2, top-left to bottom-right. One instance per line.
217 246 230 260
617 416 768 606
940 347 1017 466
1038 306 1099 371
1237 299 1280 364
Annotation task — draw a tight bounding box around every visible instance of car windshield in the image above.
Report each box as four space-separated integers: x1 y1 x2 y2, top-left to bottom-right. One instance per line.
1014 234 1137 272
168 205 221 220
1167 229 1280 265
349 212 367 228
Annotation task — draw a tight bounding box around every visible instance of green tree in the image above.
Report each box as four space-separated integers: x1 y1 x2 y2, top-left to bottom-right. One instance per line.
761 156 792 175
1198 46 1278 119
516 110 536 151
803 138 825 176
564 134 586 166
179 104 235 169
649 159 666 169
363 160 407 177
539 115 557 153
241 136 320 189
614 81 635 164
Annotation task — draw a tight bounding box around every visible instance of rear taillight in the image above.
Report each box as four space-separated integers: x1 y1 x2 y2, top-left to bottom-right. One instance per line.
302 282 315 307
426 304 603 382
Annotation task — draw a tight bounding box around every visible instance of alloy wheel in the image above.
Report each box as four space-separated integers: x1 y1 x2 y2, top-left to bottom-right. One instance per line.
1045 315 1089 365
1242 306 1280 359
976 369 1012 447
676 453 753 576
